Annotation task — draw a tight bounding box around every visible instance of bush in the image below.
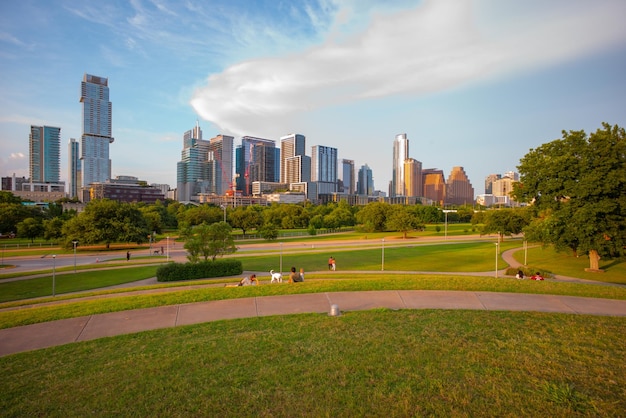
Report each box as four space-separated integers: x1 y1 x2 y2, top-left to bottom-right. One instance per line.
156 259 243 282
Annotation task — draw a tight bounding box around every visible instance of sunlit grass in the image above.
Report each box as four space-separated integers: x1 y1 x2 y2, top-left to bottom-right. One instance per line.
2 310 624 416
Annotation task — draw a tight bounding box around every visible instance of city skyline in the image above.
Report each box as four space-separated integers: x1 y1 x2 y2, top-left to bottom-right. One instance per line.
1 1 625 193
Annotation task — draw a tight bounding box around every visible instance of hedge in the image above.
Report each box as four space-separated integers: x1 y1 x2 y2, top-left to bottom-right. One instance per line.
156 259 243 282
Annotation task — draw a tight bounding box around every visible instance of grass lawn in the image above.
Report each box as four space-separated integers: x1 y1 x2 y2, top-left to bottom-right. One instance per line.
0 266 159 303
1 310 624 416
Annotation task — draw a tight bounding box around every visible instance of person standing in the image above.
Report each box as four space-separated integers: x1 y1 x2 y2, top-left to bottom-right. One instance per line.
328 256 333 270
331 257 336 271
126 251 130 261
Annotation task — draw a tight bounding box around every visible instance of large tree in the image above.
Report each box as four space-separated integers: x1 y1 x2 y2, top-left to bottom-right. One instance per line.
513 123 626 271
184 221 236 262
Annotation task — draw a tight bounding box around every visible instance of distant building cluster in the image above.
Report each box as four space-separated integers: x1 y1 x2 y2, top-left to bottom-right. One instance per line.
2 73 517 208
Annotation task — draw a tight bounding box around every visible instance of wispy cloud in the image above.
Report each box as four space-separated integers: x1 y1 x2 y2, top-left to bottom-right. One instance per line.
190 0 626 139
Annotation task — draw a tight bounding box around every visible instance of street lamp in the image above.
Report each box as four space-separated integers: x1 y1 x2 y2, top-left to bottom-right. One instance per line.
52 254 56 296
523 240 528 266
280 242 283 274
72 240 78 273
166 236 170 261
442 209 457 240
220 205 226 223
495 242 499 278
380 238 385 271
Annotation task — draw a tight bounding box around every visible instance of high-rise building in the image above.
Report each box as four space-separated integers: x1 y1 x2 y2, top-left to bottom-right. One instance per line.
177 122 210 202
29 125 61 183
484 174 501 194
392 133 409 197
280 133 308 185
80 74 114 187
404 158 423 197
445 166 475 205
311 145 337 183
207 134 234 196
357 164 374 196
341 159 355 194
235 136 277 195
68 138 81 198
422 169 446 206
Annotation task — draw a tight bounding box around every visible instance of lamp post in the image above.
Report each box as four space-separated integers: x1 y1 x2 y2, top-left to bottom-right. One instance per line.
72 241 78 273
280 242 283 274
523 240 528 265
52 254 56 296
442 209 457 240
220 205 226 223
166 236 169 261
495 242 499 278
380 238 385 271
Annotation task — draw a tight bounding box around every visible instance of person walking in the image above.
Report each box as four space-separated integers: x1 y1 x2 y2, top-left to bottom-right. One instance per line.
126 251 130 261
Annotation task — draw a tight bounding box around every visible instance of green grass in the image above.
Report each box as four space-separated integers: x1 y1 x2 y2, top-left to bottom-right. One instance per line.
238 240 516 273
2 274 626 329
1 310 624 416
514 245 626 284
0 266 159 303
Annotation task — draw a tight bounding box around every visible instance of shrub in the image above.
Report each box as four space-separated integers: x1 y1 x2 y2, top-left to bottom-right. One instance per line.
156 259 243 282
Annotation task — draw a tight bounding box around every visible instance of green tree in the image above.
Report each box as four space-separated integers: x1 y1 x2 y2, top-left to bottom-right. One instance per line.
229 206 262 235
259 223 279 241
184 221 236 262
356 202 391 232
385 205 423 238
17 217 44 242
513 123 626 271
43 218 65 241
480 209 529 240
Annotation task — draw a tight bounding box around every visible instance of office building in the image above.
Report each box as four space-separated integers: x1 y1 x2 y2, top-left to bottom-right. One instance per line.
445 166 475 205
357 164 374 196
29 125 61 183
311 145 337 183
207 134 234 196
404 158 423 198
177 123 211 202
484 174 501 194
422 169 446 206
392 133 409 197
280 133 309 185
235 136 277 195
341 159 355 194
80 74 114 187
68 138 81 199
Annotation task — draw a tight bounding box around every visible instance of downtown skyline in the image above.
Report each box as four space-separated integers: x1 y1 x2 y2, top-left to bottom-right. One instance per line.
1 1 625 193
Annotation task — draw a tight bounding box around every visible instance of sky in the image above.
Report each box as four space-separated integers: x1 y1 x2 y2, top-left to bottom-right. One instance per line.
1 0 625 196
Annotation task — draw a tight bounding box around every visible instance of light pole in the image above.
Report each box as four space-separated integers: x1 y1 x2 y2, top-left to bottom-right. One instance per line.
523 240 528 265
280 242 283 274
380 238 385 271
166 236 169 261
52 254 56 296
72 241 78 273
495 242 499 278
442 209 457 240
220 205 226 223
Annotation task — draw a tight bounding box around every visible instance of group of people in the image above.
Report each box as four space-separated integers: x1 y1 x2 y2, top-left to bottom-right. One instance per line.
328 256 336 271
236 267 305 286
516 270 544 280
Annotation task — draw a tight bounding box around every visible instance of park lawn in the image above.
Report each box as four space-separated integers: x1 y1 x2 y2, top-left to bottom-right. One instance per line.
0 266 159 303
2 274 626 329
513 245 626 285
237 240 517 273
1 310 624 416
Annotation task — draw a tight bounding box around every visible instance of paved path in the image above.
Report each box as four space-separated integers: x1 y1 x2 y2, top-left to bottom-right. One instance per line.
2 247 625 357
2 290 625 357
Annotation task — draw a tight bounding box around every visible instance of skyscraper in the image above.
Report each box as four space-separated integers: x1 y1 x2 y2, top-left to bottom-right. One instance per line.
341 159 355 194
311 145 337 183
68 138 81 198
29 125 61 183
207 134 234 196
404 158 423 197
422 169 446 206
446 166 475 205
357 164 374 196
80 74 114 187
177 122 210 202
236 136 277 195
280 133 308 185
392 133 409 197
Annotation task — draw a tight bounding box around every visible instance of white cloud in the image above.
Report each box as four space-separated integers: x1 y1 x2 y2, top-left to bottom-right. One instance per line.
190 0 626 139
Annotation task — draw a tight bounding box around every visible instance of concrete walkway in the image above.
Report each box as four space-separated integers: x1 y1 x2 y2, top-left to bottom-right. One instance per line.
2 289 625 357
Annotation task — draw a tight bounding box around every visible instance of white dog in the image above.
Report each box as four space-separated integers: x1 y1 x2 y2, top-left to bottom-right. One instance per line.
270 269 283 283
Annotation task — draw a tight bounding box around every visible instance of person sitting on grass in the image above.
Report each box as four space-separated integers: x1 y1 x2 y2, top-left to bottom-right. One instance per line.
289 267 303 283
530 272 544 281
238 274 258 286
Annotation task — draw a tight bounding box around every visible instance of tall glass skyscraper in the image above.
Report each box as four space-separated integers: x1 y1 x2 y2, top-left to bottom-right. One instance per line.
68 138 81 198
357 164 374 196
341 159 355 194
280 133 308 184
80 74 114 187
392 133 409 197
236 136 277 195
29 125 61 183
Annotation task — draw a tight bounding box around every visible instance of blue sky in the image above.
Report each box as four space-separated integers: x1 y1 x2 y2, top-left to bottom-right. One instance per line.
1 0 625 195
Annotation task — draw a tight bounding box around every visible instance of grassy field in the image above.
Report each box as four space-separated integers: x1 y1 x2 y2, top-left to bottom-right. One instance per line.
1 309 624 416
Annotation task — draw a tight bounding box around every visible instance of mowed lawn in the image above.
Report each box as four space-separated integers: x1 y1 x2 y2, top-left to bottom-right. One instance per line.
1 310 624 416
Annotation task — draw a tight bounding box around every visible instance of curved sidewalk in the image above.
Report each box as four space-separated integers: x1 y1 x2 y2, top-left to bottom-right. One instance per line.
2 289 625 357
